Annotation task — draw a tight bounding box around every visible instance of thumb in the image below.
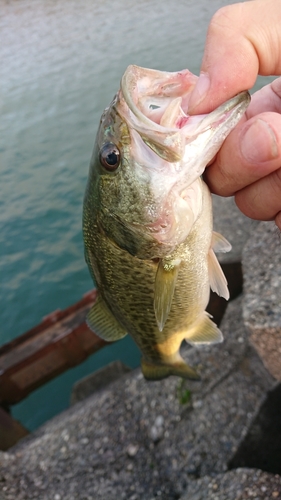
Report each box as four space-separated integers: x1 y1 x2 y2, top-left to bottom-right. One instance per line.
189 0 281 114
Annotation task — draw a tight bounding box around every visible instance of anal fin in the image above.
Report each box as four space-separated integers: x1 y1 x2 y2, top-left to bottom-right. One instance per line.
87 294 127 341
185 313 223 346
141 358 200 381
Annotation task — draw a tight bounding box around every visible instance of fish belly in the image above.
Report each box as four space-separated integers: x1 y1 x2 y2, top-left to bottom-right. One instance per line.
86 182 214 380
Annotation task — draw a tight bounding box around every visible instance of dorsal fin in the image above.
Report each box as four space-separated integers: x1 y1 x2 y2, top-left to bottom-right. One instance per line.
154 259 181 332
212 231 232 253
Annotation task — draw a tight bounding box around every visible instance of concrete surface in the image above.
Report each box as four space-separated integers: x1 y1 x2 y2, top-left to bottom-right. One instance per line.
243 221 281 380
0 297 274 500
229 382 281 475
71 361 131 405
181 468 281 500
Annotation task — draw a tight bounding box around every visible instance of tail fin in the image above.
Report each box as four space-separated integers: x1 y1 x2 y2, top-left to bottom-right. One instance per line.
141 358 200 381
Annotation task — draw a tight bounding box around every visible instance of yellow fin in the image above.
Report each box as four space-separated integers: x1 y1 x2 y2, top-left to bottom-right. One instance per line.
87 295 127 341
212 231 232 253
185 313 223 345
141 358 200 381
208 248 230 300
154 259 180 332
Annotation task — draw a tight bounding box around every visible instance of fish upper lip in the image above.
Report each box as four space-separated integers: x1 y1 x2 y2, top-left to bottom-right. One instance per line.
118 87 250 160
118 65 251 166
120 67 250 136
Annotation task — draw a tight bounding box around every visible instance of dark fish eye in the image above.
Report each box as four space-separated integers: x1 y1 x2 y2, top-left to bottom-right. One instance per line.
99 142 120 171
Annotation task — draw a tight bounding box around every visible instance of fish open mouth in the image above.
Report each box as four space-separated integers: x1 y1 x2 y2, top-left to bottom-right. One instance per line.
117 65 250 249
120 65 250 163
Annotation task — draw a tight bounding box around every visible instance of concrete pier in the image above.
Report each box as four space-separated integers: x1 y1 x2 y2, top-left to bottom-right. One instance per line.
1 198 281 499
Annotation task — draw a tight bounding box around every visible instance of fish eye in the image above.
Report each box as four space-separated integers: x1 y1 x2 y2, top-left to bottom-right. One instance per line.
99 143 120 171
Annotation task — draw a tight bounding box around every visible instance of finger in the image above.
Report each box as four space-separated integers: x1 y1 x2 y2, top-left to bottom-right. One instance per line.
189 0 281 113
235 167 281 221
204 112 281 196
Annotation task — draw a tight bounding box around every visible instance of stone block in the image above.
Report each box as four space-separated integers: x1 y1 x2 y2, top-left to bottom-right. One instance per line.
243 221 281 380
181 468 281 500
70 360 131 405
0 297 274 500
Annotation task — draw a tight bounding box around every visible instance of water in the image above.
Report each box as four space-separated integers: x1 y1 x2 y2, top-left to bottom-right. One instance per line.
0 0 273 430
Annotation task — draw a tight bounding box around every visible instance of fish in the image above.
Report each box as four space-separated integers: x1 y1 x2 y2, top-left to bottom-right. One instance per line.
83 65 250 381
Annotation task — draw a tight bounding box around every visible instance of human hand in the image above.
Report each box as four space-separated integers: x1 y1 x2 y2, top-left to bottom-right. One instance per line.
188 0 281 230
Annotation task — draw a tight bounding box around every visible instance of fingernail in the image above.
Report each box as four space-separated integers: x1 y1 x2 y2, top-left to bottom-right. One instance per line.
188 72 210 111
240 119 278 163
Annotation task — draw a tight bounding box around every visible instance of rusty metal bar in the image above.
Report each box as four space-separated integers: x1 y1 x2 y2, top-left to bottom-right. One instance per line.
0 289 109 406
0 408 29 450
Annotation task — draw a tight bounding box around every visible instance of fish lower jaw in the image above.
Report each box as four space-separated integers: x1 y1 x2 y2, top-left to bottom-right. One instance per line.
146 219 187 248
146 215 175 244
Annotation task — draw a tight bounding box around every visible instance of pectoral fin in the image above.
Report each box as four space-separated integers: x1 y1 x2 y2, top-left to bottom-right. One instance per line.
154 259 180 332
208 248 230 300
141 358 200 381
185 313 223 346
87 295 127 341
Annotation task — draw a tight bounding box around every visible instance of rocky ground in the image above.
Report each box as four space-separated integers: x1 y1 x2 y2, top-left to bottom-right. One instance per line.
0 197 280 500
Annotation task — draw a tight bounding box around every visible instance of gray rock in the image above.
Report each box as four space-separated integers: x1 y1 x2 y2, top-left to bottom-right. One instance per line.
70 360 131 405
181 468 281 500
243 221 281 380
229 382 281 474
0 297 274 500
126 443 139 457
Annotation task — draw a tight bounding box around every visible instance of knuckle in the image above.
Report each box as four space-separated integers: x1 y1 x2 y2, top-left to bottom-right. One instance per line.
209 6 235 33
208 3 246 38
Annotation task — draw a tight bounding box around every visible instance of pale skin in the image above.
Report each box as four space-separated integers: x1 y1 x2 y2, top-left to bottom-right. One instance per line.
188 0 281 230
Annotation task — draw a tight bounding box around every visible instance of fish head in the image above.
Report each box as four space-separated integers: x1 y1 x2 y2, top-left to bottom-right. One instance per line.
85 65 250 259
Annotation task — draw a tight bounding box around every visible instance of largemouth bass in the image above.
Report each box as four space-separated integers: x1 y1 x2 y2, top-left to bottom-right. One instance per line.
83 65 250 380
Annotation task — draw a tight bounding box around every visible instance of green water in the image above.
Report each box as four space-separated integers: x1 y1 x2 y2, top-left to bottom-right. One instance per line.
0 0 272 430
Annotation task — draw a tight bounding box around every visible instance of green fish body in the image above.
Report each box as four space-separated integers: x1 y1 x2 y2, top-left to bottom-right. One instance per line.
83 65 250 380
